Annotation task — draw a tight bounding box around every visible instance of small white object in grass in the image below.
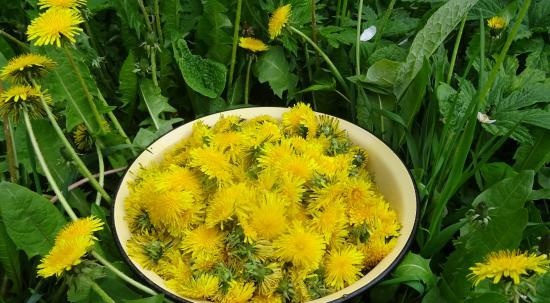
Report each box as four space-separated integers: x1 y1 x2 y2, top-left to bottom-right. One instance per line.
360 25 377 42
477 112 496 124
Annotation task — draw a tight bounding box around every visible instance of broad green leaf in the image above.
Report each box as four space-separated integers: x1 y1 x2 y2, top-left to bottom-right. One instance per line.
479 162 517 188
368 44 408 66
365 59 401 87
465 209 528 253
160 0 182 42
0 182 66 257
514 129 550 170
394 0 479 97
195 0 232 62
0 217 21 292
139 79 177 131
119 52 138 108
392 253 437 291
534 272 550 303
421 220 467 258
123 295 164 303
173 39 227 98
473 170 534 213
318 26 356 48
132 128 158 149
538 167 550 189
254 46 298 99
383 8 420 37
464 292 508 303
398 59 430 131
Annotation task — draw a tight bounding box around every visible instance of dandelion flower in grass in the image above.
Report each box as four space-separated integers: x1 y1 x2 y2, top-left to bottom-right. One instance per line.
469 250 549 286
268 4 291 40
220 280 256 303
362 237 397 269
0 53 55 83
72 123 94 151
248 192 288 240
0 85 50 121
27 8 84 47
239 37 269 53
325 246 365 290
178 273 220 299
38 0 86 9
189 146 234 182
37 216 103 277
487 16 506 30
274 223 326 270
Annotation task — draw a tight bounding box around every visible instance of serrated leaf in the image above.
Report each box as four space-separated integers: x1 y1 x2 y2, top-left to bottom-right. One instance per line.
173 39 227 98
118 52 138 108
254 46 298 99
0 182 66 257
139 79 176 131
395 0 479 97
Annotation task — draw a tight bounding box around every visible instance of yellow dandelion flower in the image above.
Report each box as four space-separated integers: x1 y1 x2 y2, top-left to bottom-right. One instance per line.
257 168 279 191
127 233 169 270
487 16 506 30
205 182 254 228
153 165 203 200
469 250 549 286
38 0 86 9
282 102 318 137
0 53 56 83
178 273 220 299
275 154 317 181
0 85 50 121
245 120 282 148
72 123 94 151
180 226 225 258
277 173 306 206
189 146 234 182
212 115 242 132
211 131 245 161
251 294 284 303
362 237 396 269
311 200 348 242
274 223 326 270
220 280 256 303
37 216 103 277
258 263 283 296
27 8 84 47
368 203 401 239
157 249 192 281
325 246 364 290
268 4 291 40
248 192 288 240
257 142 294 169
239 37 269 53
145 191 199 235
186 120 213 147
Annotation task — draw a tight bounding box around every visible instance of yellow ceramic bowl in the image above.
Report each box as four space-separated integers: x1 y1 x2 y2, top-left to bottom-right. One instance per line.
113 107 419 302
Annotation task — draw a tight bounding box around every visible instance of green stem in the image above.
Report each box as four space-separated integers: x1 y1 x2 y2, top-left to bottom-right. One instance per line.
336 0 342 26
62 46 107 133
23 111 78 221
137 0 154 33
96 90 137 156
32 79 111 202
0 29 29 50
3 116 18 183
373 0 397 51
90 281 116 303
289 26 351 96
303 44 317 109
94 143 104 206
340 0 349 22
227 0 243 102
355 0 364 76
244 55 253 105
446 16 467 84
150 48 159 87
25 127 42 194
477 0 532 108
91 251 156 295
153 0 164 45
311 0 319 68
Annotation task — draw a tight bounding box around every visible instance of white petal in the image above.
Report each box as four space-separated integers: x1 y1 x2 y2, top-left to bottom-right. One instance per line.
477 112 496 124
360 25 377 42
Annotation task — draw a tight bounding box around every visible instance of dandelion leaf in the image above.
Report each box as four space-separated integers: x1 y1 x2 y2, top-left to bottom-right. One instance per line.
254 46 298 99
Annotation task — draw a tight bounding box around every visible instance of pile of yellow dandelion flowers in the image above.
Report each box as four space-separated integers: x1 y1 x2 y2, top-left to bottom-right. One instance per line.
124 103 401 302
469 250 549 286
37 216 103 278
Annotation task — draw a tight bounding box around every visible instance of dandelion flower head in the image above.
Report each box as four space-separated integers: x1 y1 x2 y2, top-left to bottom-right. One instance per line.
325 246 365 290
487 16 506 30
0 85 50 121
27 8 84 47
239 37 269 53
268 4 291 40
0 53 56 83
38 0 87 10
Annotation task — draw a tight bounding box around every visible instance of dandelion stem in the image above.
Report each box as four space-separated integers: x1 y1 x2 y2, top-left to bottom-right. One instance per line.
32 79 112 203
25 127 42 194
0 29 29 51
244 55 253 105
50 167 127 203
153 0 163 45
23 111 78 221
2 115 18 183
95 143 104 206
90 281 116 303
91 251 157 296
150 48 159 87
446 16 467 84
227 0 243 102
289 26 351 97
340 0 348 22
62 45 107 133
96 89 137 156
137 0 154 33
355 0 364 76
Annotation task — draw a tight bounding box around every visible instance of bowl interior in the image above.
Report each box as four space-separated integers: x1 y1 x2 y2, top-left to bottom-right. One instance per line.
113 107 418 302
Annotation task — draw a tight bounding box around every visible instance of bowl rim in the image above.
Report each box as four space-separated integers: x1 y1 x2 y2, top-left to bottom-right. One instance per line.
111 106 420 303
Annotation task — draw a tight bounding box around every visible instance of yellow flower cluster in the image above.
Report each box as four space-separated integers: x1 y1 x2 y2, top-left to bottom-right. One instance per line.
124 103 400 302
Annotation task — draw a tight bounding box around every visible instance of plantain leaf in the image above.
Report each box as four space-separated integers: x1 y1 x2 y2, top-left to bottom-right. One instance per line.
173 38 227 98
0 182 66 257
118 51 138 108
254 46 298 99
395 0 479 98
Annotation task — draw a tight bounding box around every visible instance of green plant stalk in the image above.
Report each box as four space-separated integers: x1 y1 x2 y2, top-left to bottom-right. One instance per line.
446 16 467 84
227 0 243 102
91 251 157 296
244 55 253 105
33 84 112 203
310 0 319 67
23 111 78 221
150 48 159 87
289 26 351 97
90 281 116 303
478 0 532 108
137 0 154 33
340 0 348 21
355 0 364 76
62 46 107 133
478 12 486 89
25 127 42 194
94 143 105 206
373 0 397 50
335 0 342 26
3 116 18 183
303 44 317 110
96 90 137 156
153 0 163 45
0 29 29 50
